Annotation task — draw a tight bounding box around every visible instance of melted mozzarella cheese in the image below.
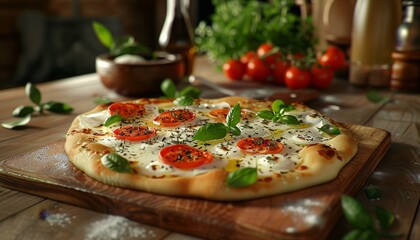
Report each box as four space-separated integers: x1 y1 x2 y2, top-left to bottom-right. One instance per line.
88 102 336 178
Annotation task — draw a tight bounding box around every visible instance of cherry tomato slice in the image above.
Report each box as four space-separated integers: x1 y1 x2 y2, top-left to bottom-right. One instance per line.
153 109 196 127
113 125 156 141
108 103 145 119
237 137 284 154
208 108 250 122
159 144 213 169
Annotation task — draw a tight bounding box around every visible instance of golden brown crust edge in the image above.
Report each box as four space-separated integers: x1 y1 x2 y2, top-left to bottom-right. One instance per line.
64 96 358 201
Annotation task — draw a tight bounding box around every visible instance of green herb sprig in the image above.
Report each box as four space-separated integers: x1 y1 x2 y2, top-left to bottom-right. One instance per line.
193 103 241 141
92 21 151 57
160 79 201 106
318 124 340 135
1 83 74 129
257 99 299 125
341 194 402 240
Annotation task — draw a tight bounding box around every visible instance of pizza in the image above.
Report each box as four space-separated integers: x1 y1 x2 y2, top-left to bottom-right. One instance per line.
64 96 358 201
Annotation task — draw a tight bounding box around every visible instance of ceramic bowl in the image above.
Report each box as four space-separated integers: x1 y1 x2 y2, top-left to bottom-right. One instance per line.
96 52 184 97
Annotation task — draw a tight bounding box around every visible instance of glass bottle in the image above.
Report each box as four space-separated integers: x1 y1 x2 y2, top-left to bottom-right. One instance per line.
159 0 195 76
391 0 420 92
349 0 402 87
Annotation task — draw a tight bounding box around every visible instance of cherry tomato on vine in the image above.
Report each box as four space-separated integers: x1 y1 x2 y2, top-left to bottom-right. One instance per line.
223 59 246 80
318 45 345 70
257 43 280 65
159 144 213 169
272 61 290 85
240 51 257 65
310 65 334 89
285 66 311 89
246 57 271 82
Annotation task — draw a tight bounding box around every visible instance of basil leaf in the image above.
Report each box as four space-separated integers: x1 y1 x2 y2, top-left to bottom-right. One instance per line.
161 78 177 98
173 96 194 106
366 90 391 104
25 82 41 106
228 126 241 136
94 97 112 105
1 115 31 129
341 195 374 230
226 103 241 128
178 86 201 98
271 99 286 113
276 115 300 125
375 206 395 229
257 110 274 120
319 124 340 135
104 114 123 127
278 105 295 115
43 101 74 113
102 153 132 173
92 21 114 49
12 105 35 117
343 229 377 240
365 185 381 200
226 167 257 188
193 122 228 141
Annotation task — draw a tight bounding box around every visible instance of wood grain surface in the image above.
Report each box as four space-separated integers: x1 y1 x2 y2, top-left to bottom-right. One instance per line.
0 124 390 240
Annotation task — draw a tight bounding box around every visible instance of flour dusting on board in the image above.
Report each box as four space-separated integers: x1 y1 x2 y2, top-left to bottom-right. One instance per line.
281 198 325 231
85 215 156 240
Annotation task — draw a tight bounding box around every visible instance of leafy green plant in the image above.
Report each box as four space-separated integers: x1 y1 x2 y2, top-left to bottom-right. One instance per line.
257 99 299 125
1 83 74 129
160 78 201 106
92 21 151 57
195 0 316 65
341 194 402 240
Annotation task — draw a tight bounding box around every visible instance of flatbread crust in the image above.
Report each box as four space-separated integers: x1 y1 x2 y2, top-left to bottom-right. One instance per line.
65 96 358 201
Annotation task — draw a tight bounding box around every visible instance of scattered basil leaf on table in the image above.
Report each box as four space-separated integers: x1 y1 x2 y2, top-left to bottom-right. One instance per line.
374 206 395 230
2 82 74 129
342 229 377 240
366 90 391 104
365 185 381 200
226 167 258 188
1 115 31 129
12 105 35 117
103 114 123 127
341 195 375 230
25 82 41 106
318 124 341 135
102 153 132 173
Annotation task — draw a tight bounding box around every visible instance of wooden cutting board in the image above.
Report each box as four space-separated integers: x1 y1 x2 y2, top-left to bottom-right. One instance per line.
0 124 390 240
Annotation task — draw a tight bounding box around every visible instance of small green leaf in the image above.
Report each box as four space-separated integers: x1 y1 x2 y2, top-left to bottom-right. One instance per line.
278 104 295 115
12 105 35 117
341 195 375 230
178 86 201 98
25 82 41 106
257 110 274 120
104 114 123 127
92 21 114 49
226 103 241 128
229 126 241 136
276 115 300 125
319 124 340 135
193 122 228 141
43 101 74 113
94 97 112 105
343 229 377 240
161 79 177 98
271 99 286 113
226 167 257 188
1 115 31 129
173 96 194 106
102 153 132 173
365 185 381 200
375 206 395 230
366 90 391 104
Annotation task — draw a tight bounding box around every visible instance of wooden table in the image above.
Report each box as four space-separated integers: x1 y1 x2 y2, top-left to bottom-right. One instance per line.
0 56 418 239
